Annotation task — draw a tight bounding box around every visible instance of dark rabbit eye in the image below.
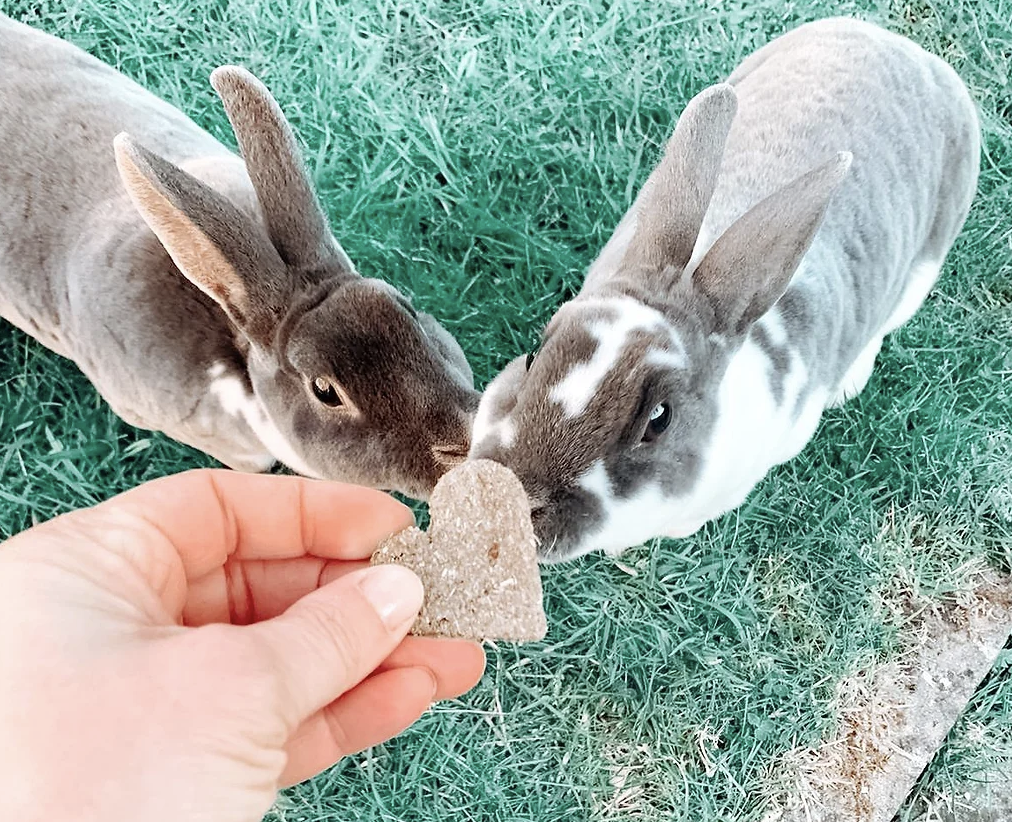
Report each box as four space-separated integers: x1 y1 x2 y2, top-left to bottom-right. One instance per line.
525 351 537 371
311 376 343 407
643 402 672 442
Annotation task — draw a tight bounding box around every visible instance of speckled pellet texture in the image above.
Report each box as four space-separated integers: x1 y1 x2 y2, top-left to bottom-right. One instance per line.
371 459 547 642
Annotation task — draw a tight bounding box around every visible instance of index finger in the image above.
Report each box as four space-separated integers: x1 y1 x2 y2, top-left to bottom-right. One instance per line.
106 469 414 580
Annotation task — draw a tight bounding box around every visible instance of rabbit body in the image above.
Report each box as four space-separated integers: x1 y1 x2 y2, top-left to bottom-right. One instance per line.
471 18 980 561
0 16 477 497
1 17 261 462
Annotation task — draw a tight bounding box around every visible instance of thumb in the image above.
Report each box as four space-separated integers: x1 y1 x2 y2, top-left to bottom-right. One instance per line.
246 564 424 729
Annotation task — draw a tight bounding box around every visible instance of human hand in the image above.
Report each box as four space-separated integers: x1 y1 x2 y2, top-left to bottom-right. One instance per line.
0 470 485 822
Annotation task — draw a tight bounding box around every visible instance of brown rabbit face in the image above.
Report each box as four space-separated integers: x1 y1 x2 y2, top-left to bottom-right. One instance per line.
252 278 478 499
470 296 721 562
114 66 480 498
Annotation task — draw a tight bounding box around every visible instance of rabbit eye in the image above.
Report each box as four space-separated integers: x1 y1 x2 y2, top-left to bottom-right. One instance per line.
643 402 672 442
525 351 537 371
310 376 343 407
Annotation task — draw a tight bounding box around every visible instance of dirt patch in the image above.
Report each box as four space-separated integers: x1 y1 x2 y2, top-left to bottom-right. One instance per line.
764 573 1012 822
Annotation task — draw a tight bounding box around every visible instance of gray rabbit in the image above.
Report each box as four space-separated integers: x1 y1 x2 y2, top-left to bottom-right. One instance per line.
471 18 980 560
0 16 478 499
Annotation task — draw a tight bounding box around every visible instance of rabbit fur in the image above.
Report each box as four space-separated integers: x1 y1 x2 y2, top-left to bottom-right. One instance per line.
0 15 478 499
471 17 980 561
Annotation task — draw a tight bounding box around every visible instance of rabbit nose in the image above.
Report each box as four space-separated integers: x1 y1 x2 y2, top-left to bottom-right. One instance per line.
527 492 550 517
431 443 468 468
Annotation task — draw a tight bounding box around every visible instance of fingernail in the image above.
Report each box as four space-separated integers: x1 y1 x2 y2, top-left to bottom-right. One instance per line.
358 564 424 630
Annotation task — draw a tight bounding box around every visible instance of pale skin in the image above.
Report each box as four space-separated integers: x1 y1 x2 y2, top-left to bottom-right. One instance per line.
0 469 486 822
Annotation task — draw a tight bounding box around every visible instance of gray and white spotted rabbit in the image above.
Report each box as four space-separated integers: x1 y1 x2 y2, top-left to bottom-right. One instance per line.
471 17 980 560
0 15 478 499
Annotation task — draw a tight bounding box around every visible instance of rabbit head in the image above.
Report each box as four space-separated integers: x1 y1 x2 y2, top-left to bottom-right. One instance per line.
471 84 851 560
114 67 478 499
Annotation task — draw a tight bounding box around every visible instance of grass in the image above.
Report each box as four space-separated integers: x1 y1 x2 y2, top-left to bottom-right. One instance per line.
1 0 1010 819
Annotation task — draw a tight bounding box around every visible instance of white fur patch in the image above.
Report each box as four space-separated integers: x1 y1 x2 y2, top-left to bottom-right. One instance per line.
564 336 829 556
470 399 516 451
757 307 789 347
550 298 668 419
655 337 827 538
470 377 517 452
576 461 674 556
207 366 324 479
652 259 940 525
645 341 687 371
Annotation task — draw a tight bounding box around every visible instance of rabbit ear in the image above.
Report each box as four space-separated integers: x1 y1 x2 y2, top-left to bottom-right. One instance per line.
692 151 853 335
114 133 289 342
622 83 738 273
209 66 355 278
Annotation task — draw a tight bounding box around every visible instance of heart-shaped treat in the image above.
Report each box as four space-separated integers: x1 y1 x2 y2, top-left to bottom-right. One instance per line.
371 459 547 642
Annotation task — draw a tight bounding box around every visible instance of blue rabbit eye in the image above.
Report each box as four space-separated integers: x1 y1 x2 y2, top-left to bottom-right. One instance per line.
643 402 672 441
